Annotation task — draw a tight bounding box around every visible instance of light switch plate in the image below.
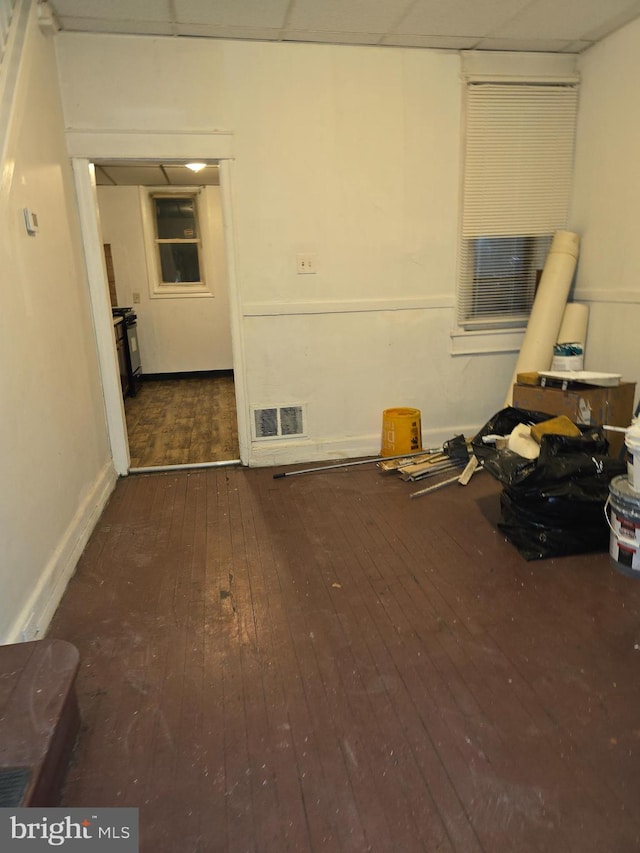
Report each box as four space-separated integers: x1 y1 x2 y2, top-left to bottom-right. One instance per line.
23 208 39 236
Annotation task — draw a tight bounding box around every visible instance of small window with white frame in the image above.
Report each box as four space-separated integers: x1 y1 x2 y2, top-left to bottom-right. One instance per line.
142 188 212 297
456 78 578 331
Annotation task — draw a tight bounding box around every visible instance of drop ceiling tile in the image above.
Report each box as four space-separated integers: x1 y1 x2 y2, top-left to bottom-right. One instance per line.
492 0 640 41
51 0 171 22
174 0 289 29
561 40 593 53
476 37 575 52
163 165 219 185
580 2 640 41
100 165 167 185
46 0 640 53
395 0 531 38
288 0 412 33
63 18 173 36
380 34 479 49
55 17 174 35
283 30 387 46
174 24 284 40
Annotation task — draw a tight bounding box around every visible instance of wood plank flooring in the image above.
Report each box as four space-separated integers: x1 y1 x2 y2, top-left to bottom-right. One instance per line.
125 375 239 468
47 464 640 852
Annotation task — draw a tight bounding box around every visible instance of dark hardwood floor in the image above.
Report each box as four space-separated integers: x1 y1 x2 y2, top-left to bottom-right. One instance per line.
125 375 239 468
47 463 640 852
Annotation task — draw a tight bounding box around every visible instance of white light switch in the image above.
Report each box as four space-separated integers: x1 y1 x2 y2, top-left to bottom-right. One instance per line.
23 208 39 236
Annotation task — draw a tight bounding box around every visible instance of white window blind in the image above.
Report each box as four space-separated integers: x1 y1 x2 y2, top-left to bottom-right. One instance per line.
457 82 578 328
0 0 16 66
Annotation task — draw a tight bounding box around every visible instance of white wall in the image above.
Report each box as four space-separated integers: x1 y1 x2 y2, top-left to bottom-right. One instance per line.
55 33 527 464
0 4 114 643
97 185 232 373
57 31 631 463
572 19 640 404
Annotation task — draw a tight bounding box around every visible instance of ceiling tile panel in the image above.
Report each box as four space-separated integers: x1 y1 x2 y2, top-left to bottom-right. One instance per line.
395 0 531 38
59 17 174 35
288 0 413 33
492 0 640 40
45 0 640 54
284 30 389 46
163 165 219 185
380 34 479 49
95 163 220 186
477 37 575 52
99 165 167 185
50 0 171 22
174 24 284 40
561 40 593 53
174 0 290 29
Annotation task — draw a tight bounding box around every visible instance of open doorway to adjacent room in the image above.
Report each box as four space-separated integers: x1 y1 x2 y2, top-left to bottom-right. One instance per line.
94 159 240 469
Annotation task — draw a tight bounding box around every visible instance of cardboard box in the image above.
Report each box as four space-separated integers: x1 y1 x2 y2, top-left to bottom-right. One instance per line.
512 381 636 456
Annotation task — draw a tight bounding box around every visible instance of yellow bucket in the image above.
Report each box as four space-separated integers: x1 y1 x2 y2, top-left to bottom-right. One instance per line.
381 408 422 457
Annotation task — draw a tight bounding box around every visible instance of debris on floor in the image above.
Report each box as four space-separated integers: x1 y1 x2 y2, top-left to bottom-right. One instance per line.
378 434 484 498
473 406 626 560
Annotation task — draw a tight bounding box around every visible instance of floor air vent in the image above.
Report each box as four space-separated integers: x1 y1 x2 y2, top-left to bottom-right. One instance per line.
0 767 30 807
253 405 305 440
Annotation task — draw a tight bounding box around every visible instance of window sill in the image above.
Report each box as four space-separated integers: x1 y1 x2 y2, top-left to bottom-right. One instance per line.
149 288 213 300
450 327 525 356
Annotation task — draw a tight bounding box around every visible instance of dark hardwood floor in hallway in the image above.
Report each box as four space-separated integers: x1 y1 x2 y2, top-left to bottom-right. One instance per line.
124 374 239 468
48 464 640 852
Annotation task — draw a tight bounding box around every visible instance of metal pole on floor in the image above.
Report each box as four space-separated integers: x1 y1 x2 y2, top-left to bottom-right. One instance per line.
273 449 441 479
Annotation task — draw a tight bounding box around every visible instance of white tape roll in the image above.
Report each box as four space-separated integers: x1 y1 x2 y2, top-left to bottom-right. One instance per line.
506 230 580 405
557 302 589 348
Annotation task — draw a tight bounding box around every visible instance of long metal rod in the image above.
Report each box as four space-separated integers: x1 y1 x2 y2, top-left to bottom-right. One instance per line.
273 449 441 479
130 459 241 474
409 473 460 498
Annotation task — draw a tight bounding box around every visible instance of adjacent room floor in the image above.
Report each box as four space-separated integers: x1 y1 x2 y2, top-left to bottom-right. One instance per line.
48 464 640 852
124 374 239 468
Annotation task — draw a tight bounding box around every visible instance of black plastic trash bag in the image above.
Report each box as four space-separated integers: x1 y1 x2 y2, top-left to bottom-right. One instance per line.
499 487 615 561
472 407 626 560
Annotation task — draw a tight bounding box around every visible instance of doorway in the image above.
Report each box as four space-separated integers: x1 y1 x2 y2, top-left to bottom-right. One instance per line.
95 160 240 470
70 134 249 475
123 373 239 467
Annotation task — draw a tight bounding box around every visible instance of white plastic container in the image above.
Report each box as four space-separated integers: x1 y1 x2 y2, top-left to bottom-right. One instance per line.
607 476 640 577
551 342 584 372
626 419 640 493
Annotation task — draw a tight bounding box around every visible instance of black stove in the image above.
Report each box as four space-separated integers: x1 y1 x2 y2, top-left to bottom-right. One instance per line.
112 307 142 394
112 306 137 326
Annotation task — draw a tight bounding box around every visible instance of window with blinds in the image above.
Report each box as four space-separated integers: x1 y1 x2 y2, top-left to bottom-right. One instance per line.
457 82 578 329
0 0 16 67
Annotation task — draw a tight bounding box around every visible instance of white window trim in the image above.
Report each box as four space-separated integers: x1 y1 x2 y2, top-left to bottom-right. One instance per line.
452 51 579 354
140 186 214 299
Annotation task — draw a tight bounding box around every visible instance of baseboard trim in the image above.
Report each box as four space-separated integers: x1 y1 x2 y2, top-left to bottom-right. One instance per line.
3 462 118 645
142 369 234 382
248 425 482 468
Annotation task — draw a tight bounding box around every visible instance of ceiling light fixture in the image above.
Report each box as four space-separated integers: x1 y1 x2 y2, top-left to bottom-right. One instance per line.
185 162 207 172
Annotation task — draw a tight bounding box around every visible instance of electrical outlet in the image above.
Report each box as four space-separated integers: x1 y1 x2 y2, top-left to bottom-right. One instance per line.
297 253 317 275
132 292 141 304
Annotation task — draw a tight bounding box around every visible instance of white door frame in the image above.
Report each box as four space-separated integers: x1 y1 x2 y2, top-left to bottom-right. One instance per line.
68 131 249 474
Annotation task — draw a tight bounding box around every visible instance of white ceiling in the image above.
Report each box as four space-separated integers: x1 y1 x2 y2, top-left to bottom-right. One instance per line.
95 162 220 186
45 0 640 54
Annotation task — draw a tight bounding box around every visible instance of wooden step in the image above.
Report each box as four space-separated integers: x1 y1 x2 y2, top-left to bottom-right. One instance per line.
0 639 80 806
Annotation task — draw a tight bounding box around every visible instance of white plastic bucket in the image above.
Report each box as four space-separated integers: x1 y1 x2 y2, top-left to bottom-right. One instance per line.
606 475 640 577
625 421 640 493
551 342 584 372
